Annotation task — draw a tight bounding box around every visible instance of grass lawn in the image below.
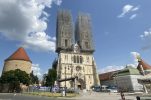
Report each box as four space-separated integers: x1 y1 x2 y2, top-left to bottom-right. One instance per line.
24 92 77 97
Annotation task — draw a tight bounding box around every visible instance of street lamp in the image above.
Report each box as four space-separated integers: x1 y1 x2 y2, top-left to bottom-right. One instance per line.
65 66 67 96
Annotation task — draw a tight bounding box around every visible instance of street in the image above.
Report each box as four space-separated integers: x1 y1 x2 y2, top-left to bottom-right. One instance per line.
0 92 137 100
0 93 67 100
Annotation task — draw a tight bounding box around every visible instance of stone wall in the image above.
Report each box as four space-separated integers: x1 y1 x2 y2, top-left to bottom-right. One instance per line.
3 60 31 74
117 75 143 92
0 83 9 93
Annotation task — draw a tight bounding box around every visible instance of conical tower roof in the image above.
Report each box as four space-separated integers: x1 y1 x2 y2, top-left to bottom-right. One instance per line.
137 59 151 71
5 47 32 62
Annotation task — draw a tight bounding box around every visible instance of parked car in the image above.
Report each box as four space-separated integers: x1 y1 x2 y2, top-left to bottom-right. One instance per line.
107 88 118 93
106 87 118 93
91 85 101 92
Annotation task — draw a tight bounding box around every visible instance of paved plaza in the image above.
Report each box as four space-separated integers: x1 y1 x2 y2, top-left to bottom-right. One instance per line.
73 92 137 100
0 92 138 100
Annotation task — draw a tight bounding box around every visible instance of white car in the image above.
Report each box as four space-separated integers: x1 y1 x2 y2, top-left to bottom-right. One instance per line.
107 89 118 93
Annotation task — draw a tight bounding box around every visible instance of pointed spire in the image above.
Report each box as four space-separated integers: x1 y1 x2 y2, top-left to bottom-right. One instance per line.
5 47 32 62
137 59 151 71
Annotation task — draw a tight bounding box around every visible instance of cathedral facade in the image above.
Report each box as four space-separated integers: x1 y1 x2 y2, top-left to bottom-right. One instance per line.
56 10 99 90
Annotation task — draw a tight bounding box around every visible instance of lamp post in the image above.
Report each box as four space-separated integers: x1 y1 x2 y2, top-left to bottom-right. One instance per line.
65 66 67 96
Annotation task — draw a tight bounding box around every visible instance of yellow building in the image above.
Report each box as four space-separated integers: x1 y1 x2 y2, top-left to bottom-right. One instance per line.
3 47 32 74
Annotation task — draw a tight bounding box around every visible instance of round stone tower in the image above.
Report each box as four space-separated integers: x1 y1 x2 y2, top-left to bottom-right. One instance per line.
3 47 32 74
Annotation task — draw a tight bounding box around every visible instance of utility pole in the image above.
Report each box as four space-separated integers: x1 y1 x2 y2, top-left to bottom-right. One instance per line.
65 66 67 96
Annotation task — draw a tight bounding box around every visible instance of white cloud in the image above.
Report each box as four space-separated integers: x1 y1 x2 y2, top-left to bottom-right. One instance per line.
140 29 151 39
21 32 55 52
140 28 151 50
131 52 140 66
53 0 62 5
99 52 140 74
99 65 124 74
127 64 136 68
118 4 133 18
131 52 140 59
118 4 139 19
129 14 137 20
0 0 62 52
31 64 42 78
132 6 140 11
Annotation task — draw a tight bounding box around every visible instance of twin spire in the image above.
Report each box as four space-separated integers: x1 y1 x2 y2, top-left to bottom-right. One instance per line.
56 10 94 53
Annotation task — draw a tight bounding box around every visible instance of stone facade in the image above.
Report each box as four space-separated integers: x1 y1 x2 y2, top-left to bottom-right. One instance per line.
56 10 73 52
2 47 32 74
99 66 143 92
75 13 94 52
56 10 99 90
57 51 99 90
3 60 31 74
116 75 143 92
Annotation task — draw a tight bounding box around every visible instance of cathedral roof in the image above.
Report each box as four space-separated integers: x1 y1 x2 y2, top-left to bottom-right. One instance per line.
137 59 151 71
5 47 32 62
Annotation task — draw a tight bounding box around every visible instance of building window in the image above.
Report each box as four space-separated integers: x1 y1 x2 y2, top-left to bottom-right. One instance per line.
85 42 89 49
65 55 68 60
87 56 89 63
74 55 76 63
77 56 79 63
65 39 68 47
80 56 83 63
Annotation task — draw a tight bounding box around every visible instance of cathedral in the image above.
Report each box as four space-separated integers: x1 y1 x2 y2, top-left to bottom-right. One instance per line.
56 10 100 90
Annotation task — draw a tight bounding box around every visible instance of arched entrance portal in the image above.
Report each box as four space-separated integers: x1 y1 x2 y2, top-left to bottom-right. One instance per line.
77 78 86 90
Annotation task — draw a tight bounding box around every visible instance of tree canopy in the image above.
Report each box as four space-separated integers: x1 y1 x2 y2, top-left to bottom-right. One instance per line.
30 71 39 84
43 68 57 87
0 69 30 92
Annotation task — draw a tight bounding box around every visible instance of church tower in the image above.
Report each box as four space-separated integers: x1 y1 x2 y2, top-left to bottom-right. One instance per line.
56 10 73 52
75 13 94 52
56 10 100 90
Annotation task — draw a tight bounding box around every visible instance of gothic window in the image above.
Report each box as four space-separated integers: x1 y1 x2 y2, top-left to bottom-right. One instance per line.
80 56 83 63
85 42 89 49
65 39 68 47
74 55 76 63
77 56 79 63
87 56 89 63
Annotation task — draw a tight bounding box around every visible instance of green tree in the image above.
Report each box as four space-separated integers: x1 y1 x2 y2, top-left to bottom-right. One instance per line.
44 68 57 87
0 69 30 92
30 71 39 84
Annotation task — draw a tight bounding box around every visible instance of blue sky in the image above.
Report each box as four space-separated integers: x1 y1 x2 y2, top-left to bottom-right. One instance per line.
0 0 151 77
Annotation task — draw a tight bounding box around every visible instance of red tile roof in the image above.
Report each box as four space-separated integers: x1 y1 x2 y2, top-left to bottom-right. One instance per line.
99 71 118 81
5 47 32 62
137 59 151 71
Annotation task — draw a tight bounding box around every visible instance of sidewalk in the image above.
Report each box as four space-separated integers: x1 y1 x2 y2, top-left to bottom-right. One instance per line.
71 92 137 100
